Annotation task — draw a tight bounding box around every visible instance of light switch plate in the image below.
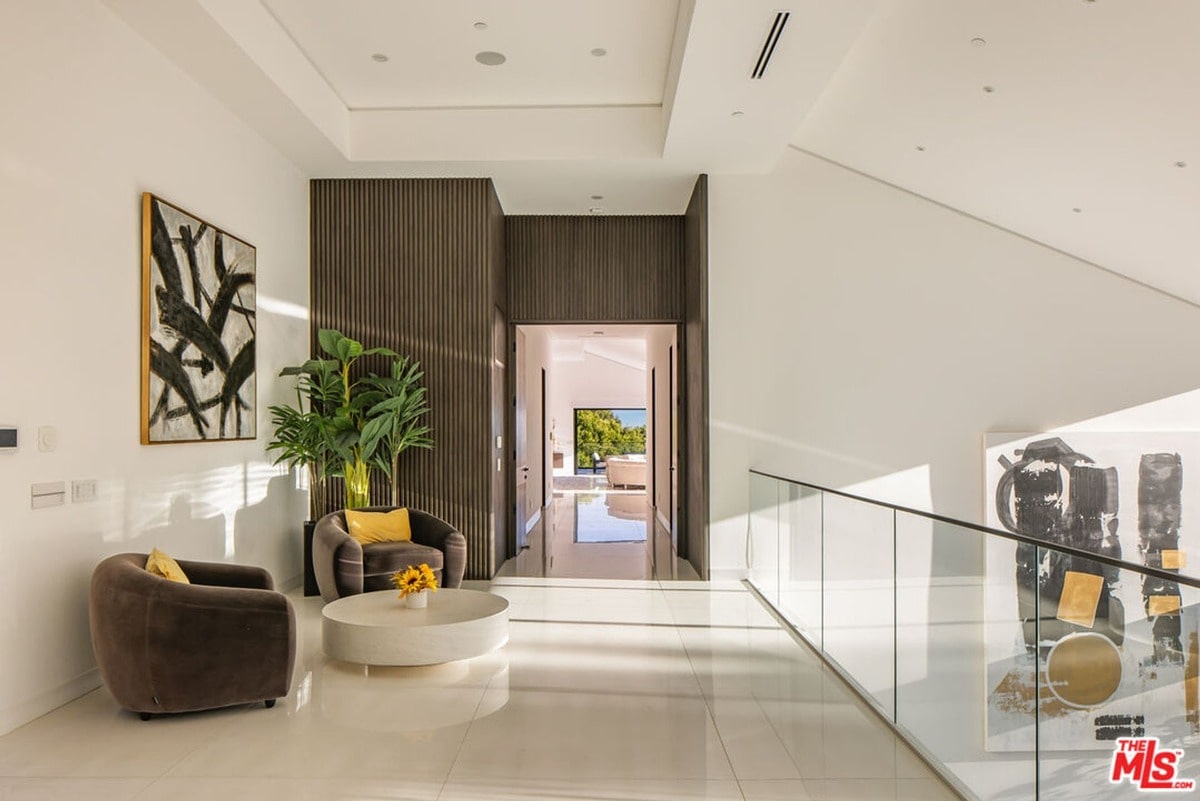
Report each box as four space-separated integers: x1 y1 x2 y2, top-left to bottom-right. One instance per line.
32 481 65 509
72 479 97 503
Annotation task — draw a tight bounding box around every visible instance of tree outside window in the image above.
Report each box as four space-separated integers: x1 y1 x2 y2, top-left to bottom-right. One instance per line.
574 408 646 472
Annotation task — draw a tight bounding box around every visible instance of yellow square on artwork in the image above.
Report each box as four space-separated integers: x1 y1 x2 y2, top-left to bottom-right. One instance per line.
1149 595 1182 617
1162 550 1188 570
1057 571 1103 628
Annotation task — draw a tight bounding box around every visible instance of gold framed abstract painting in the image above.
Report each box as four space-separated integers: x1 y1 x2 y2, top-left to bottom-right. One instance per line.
140 193 256 444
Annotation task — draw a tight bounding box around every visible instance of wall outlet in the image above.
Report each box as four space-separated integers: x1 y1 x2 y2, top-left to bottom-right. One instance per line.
31 481 65 509
71 479 97 503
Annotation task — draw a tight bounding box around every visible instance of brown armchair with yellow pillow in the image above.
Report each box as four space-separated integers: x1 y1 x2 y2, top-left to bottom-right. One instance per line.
313 507 466 602
89 552 296 720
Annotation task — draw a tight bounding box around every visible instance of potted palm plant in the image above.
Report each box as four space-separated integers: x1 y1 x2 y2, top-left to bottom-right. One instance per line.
311 329 398 508
267 357 339 595
267 358 339 519
269 330 431 593
361 356 434 505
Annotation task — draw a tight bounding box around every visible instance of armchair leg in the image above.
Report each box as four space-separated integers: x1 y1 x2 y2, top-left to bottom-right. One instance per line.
264 699 276 709
139 712 153 721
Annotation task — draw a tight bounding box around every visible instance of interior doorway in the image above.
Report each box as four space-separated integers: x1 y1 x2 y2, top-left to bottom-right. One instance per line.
503 323 690 580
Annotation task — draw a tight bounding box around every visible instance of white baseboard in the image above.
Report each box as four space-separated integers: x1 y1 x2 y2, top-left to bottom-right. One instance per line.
708 567 750 582
0 667 101 737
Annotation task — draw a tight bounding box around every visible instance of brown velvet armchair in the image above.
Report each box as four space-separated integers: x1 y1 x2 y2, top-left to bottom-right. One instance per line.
89 553 296 720
313 507 466 602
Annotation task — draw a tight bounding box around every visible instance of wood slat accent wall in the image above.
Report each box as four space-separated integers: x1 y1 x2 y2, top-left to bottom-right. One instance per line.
487 186 507 577
310 178 504 579
506 215 685 323
683 176 710 578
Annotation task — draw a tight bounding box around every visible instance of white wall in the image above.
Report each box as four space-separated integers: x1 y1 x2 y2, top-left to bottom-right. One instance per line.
708 147 1200 575
0 0 309 734
711 149 1200 797
549 350 646 474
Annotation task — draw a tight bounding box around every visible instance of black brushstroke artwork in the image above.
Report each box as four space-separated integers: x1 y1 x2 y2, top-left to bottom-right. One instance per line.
996 437 1190 671
1139 454 1184 663
144 196 255 442
1094 714 1146 740
996 437 1124 652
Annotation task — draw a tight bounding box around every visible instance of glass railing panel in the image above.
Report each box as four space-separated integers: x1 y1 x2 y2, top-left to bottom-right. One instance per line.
895 511 1037 800
822 492 896 717
1036 544 1200 798
778 483 823 649
748 472 781 608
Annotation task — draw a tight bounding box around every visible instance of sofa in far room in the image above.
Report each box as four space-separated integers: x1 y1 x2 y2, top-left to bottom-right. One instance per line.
606 454 647 488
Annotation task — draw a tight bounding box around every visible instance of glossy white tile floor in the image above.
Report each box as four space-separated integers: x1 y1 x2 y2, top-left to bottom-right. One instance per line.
0 578 961 800
501 490 700 582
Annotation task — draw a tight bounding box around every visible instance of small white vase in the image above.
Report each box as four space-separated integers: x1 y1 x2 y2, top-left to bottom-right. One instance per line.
406 590 428 609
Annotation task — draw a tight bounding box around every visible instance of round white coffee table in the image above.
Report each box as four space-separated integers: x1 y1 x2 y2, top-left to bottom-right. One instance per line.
322 589 509 666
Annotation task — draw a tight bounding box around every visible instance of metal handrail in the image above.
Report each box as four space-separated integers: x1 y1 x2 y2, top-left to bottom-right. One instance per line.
750 468 1200 591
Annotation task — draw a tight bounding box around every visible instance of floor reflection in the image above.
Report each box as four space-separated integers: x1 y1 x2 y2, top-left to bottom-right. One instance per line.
317 653 509 733
574 492 647 542
502 490 698 581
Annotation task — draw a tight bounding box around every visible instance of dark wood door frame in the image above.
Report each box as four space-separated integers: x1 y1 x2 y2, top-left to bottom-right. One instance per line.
502 319 705 574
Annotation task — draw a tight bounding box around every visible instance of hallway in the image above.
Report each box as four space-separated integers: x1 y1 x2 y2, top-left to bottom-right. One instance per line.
500 487 698 581
0 579 958 801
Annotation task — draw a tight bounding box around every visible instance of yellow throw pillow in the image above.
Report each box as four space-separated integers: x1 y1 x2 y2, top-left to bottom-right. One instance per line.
346 508 412 545
146 548 190 583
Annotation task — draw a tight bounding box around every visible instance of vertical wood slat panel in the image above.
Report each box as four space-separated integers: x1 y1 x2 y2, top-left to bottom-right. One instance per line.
682 176 709 578
506 216 685 323
487 185 508 572
310 178 499 579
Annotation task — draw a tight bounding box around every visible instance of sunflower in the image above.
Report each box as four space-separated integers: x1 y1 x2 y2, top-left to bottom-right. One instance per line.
391 563 439 596
419 563 439 592
391 566 425 596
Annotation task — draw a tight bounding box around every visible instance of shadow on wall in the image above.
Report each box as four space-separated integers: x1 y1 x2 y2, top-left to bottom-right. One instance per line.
129 463 305 583
234 472 306 580
140 494 226 561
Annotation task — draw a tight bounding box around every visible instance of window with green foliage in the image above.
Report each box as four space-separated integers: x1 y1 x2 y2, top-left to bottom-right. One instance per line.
574 408 646 472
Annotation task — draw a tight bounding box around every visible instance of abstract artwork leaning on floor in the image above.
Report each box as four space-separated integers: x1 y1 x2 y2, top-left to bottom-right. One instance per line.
983 432 1200 751
140 193 256 444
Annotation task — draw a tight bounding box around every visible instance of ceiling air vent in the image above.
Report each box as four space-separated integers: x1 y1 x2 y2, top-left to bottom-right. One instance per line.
751 11 790 79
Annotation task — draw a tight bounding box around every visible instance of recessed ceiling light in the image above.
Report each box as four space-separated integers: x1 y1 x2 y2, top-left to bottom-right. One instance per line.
371 53 389 63
982 85 995 93
593 331 604 336
731 110 744 118
1175 161 1188 168
591 48 607 57
589 207 604 214
590 194 604 201
473 21 488 30
971 37 987 47
475 51 506 66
